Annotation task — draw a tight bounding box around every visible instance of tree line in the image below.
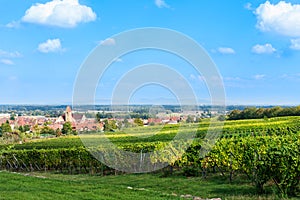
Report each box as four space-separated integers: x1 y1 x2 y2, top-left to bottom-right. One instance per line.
228 106 300 120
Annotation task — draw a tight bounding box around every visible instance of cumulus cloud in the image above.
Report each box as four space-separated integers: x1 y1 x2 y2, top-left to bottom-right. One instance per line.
290 38 300 50
21 0 97 28
0 59 14 65
252 43 276 54
218 47 235 54
254 74 266 80
100 38 116 46
255 1 300 37
38 39 64 53
155 0 170 8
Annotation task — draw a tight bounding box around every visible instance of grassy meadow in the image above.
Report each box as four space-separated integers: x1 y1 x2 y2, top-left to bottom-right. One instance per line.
0 171 292 200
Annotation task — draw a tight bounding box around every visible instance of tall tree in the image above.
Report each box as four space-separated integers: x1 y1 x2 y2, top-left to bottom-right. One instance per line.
62 122 72 135
10 114 15 121
134 118 144 126
1 121 12 133
23 125 30 132
103 119 111 131
103 119 117 131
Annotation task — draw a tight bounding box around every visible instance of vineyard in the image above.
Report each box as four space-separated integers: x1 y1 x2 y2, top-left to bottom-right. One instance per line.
0 116 299 198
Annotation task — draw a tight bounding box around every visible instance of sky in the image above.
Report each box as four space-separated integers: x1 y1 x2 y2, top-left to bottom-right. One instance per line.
1 0 300 105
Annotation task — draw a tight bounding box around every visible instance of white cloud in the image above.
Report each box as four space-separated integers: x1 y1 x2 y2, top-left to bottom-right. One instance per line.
38 39 64 53
0 50 22 65
254 74 266 80
255 1 300 37
21 0 97 28
100 38 116 46
244 3 253 10
290 38 300 50
252 43 276 54
6 21 21 28
0 50 22 58
1 59 14 65
218 47 235 54
155 0 170 8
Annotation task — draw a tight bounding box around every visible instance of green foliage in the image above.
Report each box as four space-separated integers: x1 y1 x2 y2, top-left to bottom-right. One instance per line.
55 128 62 137
72 130 78 135
0 147 109 174
0 137 83 150
1 120 12 133
62 122 72 135
103 119 117 131
40 126 55 135
18 126 24 133
10 114 15 121
2 132 21 143
96 111 113 122
204 134 300 197
134 118 144 126
228 105 300 120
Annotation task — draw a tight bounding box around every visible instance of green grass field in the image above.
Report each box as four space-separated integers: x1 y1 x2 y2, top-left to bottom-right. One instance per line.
0 170 290 200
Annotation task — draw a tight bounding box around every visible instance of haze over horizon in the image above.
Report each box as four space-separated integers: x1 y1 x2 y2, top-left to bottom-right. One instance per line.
1 1 300 105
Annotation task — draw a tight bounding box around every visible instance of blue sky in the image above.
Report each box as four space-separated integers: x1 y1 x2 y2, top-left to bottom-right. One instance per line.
1 0 300 105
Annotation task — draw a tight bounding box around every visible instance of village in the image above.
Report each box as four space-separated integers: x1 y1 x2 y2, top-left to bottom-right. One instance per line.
0 106 216 137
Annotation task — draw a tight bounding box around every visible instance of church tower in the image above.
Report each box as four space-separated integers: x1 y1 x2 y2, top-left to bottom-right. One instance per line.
65 106 73 122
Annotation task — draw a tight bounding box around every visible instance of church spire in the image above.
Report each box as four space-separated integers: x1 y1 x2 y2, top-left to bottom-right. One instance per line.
65 106 73 122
